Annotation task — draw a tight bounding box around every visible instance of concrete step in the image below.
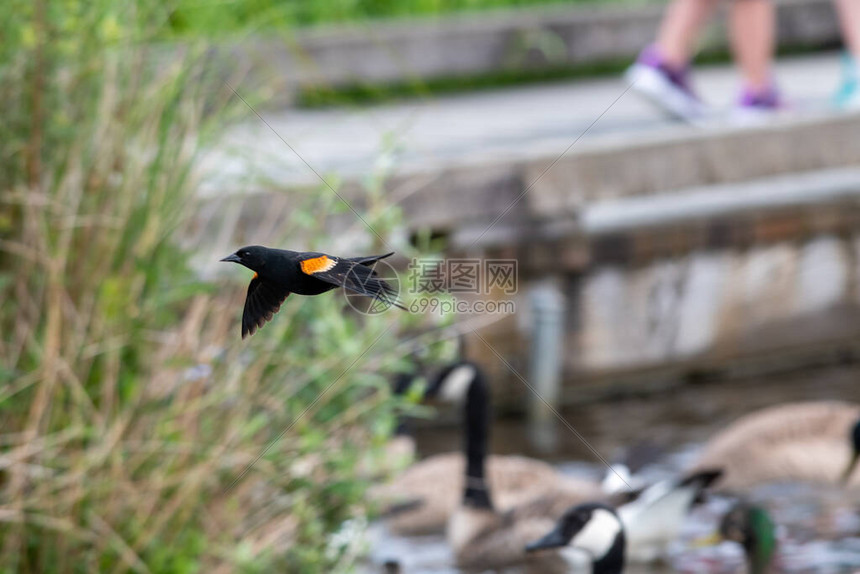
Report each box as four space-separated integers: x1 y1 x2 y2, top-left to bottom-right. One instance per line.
194 0 840 105
200 54 859 249
203 53 849 192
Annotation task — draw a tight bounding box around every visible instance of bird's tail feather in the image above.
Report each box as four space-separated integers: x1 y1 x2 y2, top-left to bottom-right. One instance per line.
345 262 406 311
350 252 395 267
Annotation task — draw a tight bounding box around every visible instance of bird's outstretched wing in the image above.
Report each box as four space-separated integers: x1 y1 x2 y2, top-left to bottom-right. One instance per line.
299 253 404 310
242 276 291 338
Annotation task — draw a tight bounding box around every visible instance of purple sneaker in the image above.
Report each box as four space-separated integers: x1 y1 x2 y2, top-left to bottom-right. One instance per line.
732 85 783 125
625 45 709 122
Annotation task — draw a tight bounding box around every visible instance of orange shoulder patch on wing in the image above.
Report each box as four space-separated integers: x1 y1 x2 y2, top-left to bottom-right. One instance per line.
300 255 337 275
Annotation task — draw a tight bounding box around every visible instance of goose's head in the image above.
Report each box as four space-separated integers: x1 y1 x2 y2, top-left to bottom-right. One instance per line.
390 365 424 434
391 348 428 398
525 503 625 573
423 361 482 404
843 417 860 485
719 502 777 574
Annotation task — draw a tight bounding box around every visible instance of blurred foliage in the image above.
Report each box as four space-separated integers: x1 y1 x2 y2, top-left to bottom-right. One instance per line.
166 0 630 35
0 0 452 572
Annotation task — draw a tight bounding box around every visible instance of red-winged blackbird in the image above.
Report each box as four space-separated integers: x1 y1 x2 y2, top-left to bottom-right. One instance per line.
221 246 403 338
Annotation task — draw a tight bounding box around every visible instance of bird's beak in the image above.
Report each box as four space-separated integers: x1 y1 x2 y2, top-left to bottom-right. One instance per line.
220 253 241 264
525 526 568 553
690 531 722 548
842 451 859 485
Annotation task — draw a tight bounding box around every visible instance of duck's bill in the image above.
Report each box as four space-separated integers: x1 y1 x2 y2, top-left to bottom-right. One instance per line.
842 451 859 485
525 527 568 553
690 532 722 548
220 253 241 263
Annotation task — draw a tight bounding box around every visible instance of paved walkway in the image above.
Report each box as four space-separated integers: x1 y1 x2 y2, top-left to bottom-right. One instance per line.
200 53 846 194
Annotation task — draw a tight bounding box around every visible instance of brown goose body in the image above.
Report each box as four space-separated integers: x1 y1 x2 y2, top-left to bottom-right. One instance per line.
690 401 860 491
374 452 602 535
448 506 570 572
439 363 599 573
397 360 628 572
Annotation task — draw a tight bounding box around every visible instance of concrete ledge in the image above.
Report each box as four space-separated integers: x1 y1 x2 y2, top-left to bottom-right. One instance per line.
396 112 860 239
222 0 838 103
526 112 860 218
581 167 860 235
195 111 860 254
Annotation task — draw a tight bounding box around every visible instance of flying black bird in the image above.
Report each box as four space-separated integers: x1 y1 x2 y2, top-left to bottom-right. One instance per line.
220 245 403 338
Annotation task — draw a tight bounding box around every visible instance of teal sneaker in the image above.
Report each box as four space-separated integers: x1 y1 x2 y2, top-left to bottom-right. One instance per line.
834 53 860 111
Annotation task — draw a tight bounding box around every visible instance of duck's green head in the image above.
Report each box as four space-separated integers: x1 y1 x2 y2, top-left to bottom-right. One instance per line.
719 502 776 574
842 417 860 485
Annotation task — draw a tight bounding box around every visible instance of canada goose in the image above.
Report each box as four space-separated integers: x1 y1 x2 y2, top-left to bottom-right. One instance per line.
718 501 778 574
440 359 573 570
434 360 718 570
372 360 603 536
689 401 860 491
617 469 722 562
509 467 720 563
525 503 626 574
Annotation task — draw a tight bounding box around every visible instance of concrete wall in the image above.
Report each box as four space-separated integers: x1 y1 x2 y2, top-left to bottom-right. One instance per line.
466 195 860 408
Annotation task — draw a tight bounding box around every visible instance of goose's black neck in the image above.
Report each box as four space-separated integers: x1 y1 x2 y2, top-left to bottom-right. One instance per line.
462 364 492 510
592 529 625 574
391 371 415 437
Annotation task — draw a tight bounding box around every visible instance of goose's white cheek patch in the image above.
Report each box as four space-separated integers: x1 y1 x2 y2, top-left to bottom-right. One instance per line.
571 509 621 559
559 547 590 568
440 365 476 402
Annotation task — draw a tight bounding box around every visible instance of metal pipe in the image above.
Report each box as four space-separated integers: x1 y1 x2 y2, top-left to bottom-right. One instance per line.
528 282 566 453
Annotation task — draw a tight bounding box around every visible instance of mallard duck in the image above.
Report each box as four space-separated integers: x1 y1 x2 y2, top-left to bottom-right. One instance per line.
718 501 778 574
689 401 860 491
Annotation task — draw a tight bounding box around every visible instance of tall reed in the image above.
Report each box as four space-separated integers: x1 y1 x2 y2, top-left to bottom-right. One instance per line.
0 2 429 571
